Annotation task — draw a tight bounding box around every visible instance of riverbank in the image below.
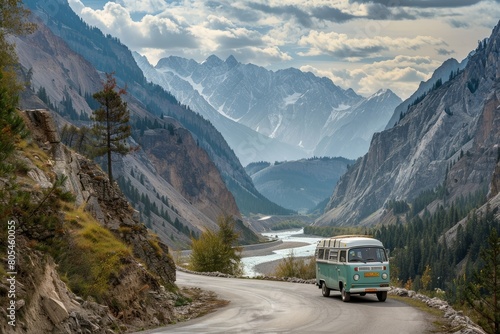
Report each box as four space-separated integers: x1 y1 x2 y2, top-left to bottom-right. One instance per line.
241 241 311 276
241 241 309 257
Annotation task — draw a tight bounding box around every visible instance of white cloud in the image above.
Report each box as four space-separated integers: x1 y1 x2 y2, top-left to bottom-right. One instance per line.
444 0 500 29
69 0 291 66
298 30 446 60
301 55 440 98
76 2 197 51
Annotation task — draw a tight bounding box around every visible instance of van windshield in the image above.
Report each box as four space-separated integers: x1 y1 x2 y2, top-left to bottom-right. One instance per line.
348 247 387 263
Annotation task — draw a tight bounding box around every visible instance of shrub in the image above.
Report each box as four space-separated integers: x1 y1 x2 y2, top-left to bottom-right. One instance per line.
274 252 316 279
189 215 242 275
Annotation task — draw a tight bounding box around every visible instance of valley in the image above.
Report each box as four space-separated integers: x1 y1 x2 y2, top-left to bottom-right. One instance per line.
1 0 500 333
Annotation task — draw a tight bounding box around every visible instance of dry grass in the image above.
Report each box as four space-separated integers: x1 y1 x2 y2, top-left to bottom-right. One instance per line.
56 205 132 301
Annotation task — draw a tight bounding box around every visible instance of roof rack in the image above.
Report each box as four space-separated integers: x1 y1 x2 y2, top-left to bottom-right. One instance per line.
330 234 372 239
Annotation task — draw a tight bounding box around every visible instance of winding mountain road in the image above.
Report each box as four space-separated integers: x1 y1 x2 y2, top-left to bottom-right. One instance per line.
139 271 433 333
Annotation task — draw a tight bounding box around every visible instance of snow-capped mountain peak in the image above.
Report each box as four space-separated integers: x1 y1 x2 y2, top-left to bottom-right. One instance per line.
136 54 402 161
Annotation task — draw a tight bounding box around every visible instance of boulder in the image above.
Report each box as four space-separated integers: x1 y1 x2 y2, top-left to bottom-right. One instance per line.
42 296 69 325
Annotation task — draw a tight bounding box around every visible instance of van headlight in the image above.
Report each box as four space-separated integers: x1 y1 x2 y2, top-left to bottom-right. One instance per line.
382 273 388 280
353 274 360 281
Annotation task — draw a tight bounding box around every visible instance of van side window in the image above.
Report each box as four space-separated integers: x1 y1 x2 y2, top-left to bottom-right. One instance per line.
324 249 330 260
317 248 325 259
339 250 346 262
329 250 338 262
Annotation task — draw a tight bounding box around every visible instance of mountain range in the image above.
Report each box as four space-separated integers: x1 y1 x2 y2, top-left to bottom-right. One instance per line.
135 53 402 164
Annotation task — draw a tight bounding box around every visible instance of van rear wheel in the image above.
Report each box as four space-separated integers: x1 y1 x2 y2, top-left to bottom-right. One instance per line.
341 286 351 302
377 291 387 302
321 282 331 297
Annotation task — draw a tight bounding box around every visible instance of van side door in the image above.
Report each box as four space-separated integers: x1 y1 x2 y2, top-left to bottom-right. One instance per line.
329 249 340 290
337 250 347 288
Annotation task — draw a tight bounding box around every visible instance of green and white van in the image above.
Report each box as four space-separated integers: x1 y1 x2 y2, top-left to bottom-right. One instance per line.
315 235 390 302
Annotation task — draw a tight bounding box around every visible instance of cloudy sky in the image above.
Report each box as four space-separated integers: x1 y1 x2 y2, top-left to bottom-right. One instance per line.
69 0 500 99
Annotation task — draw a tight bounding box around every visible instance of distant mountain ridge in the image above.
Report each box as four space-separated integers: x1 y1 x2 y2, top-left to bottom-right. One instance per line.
317 20 500 226
246 157 354 213
135 53 402 163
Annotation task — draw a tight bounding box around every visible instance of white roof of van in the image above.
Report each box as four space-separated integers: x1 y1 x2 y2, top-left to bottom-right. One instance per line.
317 235 384 248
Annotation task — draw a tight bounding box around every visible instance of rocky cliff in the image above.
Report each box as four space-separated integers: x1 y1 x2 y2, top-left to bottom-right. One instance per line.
0 109 182 333
317 20 500 226
384 58 468 130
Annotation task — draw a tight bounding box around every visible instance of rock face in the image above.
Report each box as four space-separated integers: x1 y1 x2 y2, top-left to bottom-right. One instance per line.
24 109 177 282
490 162 500 198
317 21 500 226
1 108 178 333
384 58 468 130
139 126 241 223
41 296 69 325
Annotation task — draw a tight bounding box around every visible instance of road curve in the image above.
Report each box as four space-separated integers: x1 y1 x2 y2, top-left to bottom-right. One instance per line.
137 271 433 334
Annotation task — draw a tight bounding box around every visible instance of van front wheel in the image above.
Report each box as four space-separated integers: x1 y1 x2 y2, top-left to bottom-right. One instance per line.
341 286 351 302
321 282 331 297
377 291 387 302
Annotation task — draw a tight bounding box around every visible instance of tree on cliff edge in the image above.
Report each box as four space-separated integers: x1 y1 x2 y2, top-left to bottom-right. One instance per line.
91 73 131 183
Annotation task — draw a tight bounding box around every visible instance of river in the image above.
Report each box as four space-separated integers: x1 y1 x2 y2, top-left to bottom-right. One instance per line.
241 229 321 277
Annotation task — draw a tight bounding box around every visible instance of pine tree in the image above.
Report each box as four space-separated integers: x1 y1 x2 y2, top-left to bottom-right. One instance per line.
466 228 500 334
91 73 131 183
